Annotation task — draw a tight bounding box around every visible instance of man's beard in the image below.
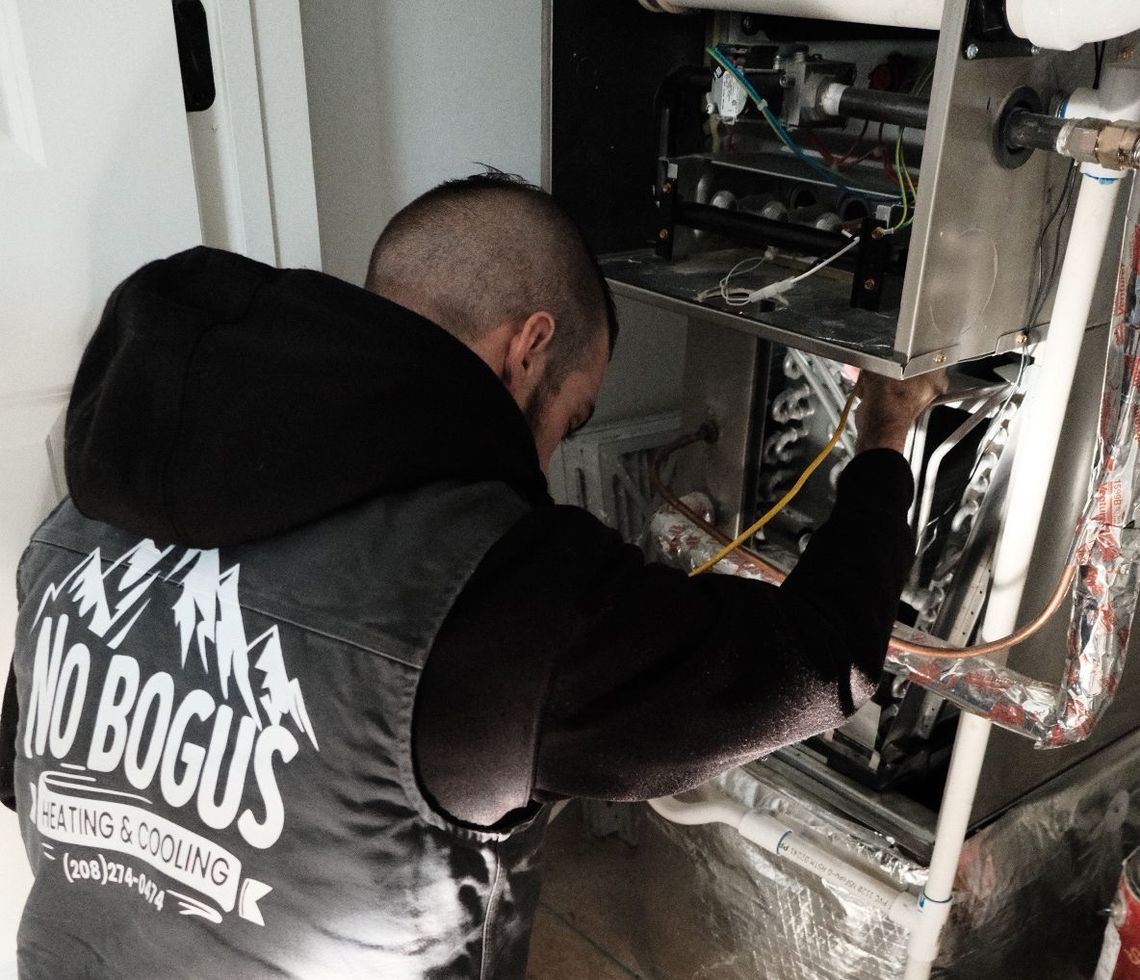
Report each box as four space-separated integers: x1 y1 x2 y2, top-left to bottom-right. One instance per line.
523 375 554 436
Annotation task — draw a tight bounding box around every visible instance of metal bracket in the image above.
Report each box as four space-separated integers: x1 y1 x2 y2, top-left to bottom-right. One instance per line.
654 171 678 260
961 0 1036 61
849 218 891 312
994 326 1036 356
906 345 961 376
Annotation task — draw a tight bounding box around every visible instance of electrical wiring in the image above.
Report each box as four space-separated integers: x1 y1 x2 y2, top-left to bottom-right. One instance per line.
696 236 861 308
706 46 863 201
900 151 917 228
1027 162 1080 328
891 135 910 229
687 387 858 577
695 254 770 305
889 128 919 231
650 427 1078 659
802 120 871 169
884 65 932 230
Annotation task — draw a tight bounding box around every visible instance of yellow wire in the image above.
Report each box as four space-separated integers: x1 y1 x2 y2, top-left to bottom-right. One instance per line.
900 146 918 228
891 133 909 230
688 387 859 577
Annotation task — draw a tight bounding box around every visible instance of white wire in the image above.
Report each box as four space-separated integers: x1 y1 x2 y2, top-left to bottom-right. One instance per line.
697 237 861 308
695 254 770 305
779 235 861 288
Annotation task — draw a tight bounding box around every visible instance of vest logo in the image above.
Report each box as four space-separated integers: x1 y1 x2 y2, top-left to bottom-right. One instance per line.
22 540 319 926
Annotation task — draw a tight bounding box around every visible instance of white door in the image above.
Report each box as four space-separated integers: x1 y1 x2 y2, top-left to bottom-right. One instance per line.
0 1 202 970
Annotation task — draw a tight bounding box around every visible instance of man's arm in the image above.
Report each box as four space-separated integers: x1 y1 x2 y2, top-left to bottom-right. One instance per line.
413 372 944 828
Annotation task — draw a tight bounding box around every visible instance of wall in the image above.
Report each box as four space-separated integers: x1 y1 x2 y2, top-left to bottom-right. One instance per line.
299 0 545 286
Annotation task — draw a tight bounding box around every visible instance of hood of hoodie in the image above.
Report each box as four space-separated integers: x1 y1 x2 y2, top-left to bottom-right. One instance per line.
65 246 550 548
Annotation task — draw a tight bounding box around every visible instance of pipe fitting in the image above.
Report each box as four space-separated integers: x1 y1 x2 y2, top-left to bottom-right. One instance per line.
1058 117 1105 165
1052 117 1140 173
1096 121 1140 171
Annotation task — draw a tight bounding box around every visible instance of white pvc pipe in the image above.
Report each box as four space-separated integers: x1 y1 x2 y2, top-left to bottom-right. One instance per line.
637 0 944 31
1006 0 1140 53
639 0 1140 51
648 792 915 923
902 173 1125 979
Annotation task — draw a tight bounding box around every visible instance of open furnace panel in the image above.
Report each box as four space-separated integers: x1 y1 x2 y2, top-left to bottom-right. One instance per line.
549 0 1135 851
550 0 1101 378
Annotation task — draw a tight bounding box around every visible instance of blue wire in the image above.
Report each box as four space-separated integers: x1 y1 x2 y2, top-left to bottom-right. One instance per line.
707 46 865 202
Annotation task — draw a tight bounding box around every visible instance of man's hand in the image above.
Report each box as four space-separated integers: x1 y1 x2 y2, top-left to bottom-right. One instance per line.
854 369 949 454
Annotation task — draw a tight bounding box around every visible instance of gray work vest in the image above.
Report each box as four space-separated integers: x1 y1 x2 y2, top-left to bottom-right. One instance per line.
11 482 547 979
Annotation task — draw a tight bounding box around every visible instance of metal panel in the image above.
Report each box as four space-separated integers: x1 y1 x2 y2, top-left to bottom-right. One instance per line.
674 320 769 535
895 0 1110 369
565 2 1129 375
606 257 907 377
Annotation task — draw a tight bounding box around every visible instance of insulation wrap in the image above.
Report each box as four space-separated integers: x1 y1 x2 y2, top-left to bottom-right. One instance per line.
624 728 1140 978
890 176 1140 747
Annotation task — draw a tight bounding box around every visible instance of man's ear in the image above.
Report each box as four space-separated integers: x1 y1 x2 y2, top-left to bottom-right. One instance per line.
503 311 556 391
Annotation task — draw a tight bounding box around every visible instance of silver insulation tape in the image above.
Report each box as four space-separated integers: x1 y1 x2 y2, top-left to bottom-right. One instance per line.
624 727 1140 976
891 179 1140 748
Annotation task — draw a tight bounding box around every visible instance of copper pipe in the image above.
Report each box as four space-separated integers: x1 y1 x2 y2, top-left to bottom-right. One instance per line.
890 565 1076 659
650 431 1077 661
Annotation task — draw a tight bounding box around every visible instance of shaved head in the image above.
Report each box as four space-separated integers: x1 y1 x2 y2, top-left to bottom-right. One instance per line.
365 172 617 386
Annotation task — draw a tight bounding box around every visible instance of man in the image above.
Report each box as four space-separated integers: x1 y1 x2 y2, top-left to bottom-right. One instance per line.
1 173 943 979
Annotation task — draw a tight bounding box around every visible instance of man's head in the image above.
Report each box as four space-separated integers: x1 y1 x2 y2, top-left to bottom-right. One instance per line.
365 172 618 472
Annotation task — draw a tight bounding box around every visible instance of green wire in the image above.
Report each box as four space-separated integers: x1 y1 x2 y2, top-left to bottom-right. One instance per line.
891 133 909 230
891 127 919 231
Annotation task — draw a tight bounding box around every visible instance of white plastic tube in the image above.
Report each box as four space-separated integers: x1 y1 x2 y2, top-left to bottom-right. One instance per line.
1006 0 1140 52
902 173 1125 979
637 0 944 31
648 791 914 922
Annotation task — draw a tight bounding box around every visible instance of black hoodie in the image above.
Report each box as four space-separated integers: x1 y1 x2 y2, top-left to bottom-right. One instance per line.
1 246 915 827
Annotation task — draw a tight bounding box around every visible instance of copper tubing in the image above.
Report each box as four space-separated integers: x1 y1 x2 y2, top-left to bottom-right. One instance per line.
890 565 1076 659
650 429 787 583
650 430 1077 661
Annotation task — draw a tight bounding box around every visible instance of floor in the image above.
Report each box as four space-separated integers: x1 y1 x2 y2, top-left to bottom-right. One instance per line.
526 802 647 980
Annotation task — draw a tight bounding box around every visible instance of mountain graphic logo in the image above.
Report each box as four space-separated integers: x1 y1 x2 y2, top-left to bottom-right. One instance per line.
35 541 318 751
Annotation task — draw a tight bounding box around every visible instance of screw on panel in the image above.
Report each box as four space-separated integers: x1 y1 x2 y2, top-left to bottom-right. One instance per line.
965 43 980 60
658 228 670 239
661 181 673 194
863 277 877 291
1121 47 1135 62
933 352 947 365
1016 332 1029 346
